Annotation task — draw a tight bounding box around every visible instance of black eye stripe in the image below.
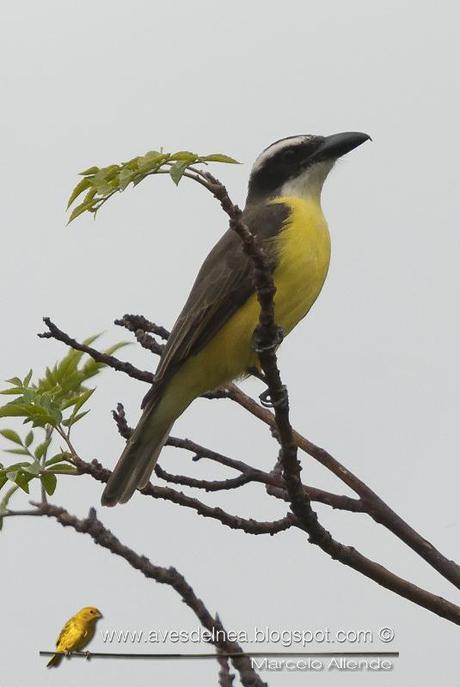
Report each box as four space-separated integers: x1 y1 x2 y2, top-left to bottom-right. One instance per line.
280 148 297 158
246 135 325 204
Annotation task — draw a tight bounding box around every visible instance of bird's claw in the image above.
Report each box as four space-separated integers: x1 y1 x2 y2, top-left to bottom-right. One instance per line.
253 326 285 353
259 385 288 408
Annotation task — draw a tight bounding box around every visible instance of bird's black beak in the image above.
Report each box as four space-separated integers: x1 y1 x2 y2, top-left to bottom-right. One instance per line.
311 131 371 162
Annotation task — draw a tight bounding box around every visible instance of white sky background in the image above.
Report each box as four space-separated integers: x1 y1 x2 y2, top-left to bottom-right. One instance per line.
1 0 459 684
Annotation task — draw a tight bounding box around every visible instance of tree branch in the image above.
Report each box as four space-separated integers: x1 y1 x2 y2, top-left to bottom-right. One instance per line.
108 315 460 590
33 502 266 687
226 384 460 590
71 455 297 537
38 317 154 384
208 172 460 625
113 403 364 510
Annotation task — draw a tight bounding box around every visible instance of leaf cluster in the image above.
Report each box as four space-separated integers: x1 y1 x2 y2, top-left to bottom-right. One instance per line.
0 337 127 525
67 149 239 223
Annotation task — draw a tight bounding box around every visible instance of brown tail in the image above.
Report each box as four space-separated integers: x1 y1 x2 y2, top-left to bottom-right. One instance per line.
101 398 174 506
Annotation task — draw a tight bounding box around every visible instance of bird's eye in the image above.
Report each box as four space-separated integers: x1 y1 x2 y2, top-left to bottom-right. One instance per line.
281 148 297 161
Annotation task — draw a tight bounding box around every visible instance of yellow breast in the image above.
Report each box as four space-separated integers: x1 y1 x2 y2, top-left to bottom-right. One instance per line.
176 194 331 395
271 194 331 334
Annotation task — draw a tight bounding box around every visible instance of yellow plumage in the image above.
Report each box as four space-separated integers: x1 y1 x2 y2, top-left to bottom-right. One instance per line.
46 606 102 668
159 195 330 408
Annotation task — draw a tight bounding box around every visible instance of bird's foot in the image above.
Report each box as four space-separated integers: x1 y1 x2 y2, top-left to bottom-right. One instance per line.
246 366 266 382
84 650 92 661
252 326 285 354
259 385 288 408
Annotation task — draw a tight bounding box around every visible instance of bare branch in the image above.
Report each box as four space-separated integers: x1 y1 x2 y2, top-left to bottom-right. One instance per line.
216 614 236 687
112 403 132 440
226 384 460 589
114 314 169 340
38 317 154 384
112 405 364 510
71 455 296 536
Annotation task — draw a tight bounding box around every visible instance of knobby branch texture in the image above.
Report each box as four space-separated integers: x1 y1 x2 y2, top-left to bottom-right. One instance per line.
69 404 460 626
31 165 460 655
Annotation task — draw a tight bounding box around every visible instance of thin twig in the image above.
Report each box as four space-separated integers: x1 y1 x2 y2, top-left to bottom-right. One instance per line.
112 407 364 510
225 383 460 589
38 317 154 384
70 455 296 536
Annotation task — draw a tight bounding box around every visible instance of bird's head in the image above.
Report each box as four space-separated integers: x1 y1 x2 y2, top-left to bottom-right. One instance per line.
78 606 103 622
246 131 370 205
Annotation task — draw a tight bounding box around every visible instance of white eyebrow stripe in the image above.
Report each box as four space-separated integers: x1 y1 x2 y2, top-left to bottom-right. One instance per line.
251 136 312 173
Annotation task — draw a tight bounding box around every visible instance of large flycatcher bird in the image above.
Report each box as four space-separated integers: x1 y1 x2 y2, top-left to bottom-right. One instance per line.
102 131 370 506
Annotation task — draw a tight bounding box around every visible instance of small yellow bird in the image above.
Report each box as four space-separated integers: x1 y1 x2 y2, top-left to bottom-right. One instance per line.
46 606 103 668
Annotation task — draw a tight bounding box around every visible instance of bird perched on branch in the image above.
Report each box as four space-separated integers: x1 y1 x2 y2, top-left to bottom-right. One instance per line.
46 606 103 667
102 131 370 506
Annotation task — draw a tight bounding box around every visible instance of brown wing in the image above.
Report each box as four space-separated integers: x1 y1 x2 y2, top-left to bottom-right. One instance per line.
141 201 289 408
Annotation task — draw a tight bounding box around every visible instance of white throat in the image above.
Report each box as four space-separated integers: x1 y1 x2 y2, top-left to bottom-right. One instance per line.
280 160 335 200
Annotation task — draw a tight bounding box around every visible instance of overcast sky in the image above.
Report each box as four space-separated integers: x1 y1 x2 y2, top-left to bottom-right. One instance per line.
1 1 459 684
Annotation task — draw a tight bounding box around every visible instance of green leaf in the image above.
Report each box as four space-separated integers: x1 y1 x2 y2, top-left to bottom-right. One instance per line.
79 166 99 176
60 394 83 410
49 333 101 386
0 405 29 418
0 387 25 395
24 430 34 447
45 453 72 466
143 150 162 161
67 177 92 209
200 153 240 164
68 200 93 224
169 151 198 162
62 410 90 427
34 438 52 460
169 161 190 185
0 429 22 445
14 472 33 493
23 370 33 387
5 377 22 386
0 484 20 528
118 167 134 191
102 341 129 356
41 473 57 496
4 448 30 456
5 462 29 472
22 461 41 476
0 471 7 490
72 388 95 414
47 463 78 473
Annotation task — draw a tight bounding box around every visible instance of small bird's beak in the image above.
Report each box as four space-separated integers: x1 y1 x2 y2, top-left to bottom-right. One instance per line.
96 611 103 619
311 131 371 162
